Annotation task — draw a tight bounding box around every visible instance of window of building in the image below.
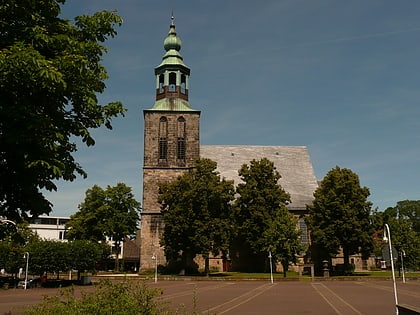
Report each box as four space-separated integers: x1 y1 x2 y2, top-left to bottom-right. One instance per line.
298 217 309 245
58 219 69 225
159 117 168 160
168 72 176 92
159 138 168 160
177 117 186 160
177 137 185 160
180 74 186 94
59 231 67 240
158 74 164 93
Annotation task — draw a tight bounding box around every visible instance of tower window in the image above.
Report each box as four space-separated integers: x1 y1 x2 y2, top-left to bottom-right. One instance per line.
159 138 168 159
158 74 164 93
180 74 186 94
177 137 185 160
169 72 176 92
159 117 168 160
177 117 186 160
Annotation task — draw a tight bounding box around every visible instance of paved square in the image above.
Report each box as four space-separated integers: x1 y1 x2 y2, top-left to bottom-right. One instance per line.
1 279 419 314
148 279 420 314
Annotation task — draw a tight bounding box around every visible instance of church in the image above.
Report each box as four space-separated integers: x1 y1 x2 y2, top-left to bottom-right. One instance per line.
139 17 319 271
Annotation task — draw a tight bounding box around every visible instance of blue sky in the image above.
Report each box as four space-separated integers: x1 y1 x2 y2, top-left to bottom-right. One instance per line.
46 0 420 216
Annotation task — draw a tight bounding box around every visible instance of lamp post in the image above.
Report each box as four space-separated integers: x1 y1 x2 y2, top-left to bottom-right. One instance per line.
152 254 157 283
401 250 406 284
24 252 29 290
0 218 17 240
268 251 273 284
383 224 398 315
0 218 16 226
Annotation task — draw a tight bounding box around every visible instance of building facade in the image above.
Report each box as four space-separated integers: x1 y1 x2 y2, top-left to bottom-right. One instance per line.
140 17 201 270
28 216 70 241
139 18 319 272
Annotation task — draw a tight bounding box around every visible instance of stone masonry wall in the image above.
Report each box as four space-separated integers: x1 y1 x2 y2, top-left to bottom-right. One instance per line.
140 110 200 271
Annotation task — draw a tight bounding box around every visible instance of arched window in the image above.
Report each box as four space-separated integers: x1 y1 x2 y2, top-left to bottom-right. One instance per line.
177 117 186 160
298 217 309 245
158 74 164 93
168 72 176 92
159 117 168 160
180 74 186 94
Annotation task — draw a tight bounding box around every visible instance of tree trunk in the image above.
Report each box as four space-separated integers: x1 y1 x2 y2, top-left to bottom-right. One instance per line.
114 241 121 272
343 247 350 274
282 260 288 278
204 254 210 276
179 251 187 275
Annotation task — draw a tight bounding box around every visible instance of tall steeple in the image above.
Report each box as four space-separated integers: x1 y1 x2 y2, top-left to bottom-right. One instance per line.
151 15 194 111
140 16 200 271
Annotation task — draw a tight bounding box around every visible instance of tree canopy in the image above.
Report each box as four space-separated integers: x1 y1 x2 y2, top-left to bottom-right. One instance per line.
0 0 125 221
158 158 235 275
306 166 374 274
232 158 299 274
25 239 105 278
65 183 140 270
378 201 420 270
384 200 420 234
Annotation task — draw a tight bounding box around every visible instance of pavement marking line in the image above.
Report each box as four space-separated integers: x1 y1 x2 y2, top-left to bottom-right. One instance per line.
311 283 363 315
202 282 276 315
357 281 420 299
312 283 343 315
160 282 235 301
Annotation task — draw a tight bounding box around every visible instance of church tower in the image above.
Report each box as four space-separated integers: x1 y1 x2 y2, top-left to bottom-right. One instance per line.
140 17 200 270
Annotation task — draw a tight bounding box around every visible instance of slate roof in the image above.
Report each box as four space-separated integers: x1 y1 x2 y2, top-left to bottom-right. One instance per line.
200 145 318 212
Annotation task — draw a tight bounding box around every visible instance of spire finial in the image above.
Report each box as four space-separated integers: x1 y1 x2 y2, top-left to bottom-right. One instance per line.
171 10 174 26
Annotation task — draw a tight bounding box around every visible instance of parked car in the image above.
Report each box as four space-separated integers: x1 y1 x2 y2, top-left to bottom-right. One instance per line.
17 277 41 289
0 276 20 288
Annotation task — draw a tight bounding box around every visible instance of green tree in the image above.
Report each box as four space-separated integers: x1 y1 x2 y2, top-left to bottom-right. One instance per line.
68 240 105 280
26 240 70 277
306 166 374 274
65 185 108 242
66 183 140 271
382 205 420 271
232 158 298 274
0 220 37 245
370 208 387 258
0 222 38 275
0 241 25 275
25 239 106 279
0 0 125 222
385 200 420 233
159 158 235 275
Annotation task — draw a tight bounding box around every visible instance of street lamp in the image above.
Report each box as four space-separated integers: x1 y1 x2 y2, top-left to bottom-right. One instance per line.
383 224 398 315
152 254 157 283
24 252 29 290
0 218 16 226
0 218 17 239
268 251 273 284
401 250 406 284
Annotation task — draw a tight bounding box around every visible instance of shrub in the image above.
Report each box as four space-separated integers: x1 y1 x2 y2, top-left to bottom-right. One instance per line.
24 280 168 315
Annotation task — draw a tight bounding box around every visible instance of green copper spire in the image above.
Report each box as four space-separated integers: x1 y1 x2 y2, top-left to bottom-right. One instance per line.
158 15 186 68
150 15 197 111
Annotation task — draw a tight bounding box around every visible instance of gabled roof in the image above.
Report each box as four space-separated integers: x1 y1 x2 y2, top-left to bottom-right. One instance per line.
200 145 318 212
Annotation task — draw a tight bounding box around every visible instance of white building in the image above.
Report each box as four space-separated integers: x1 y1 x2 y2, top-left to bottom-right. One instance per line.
28 216 69 241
